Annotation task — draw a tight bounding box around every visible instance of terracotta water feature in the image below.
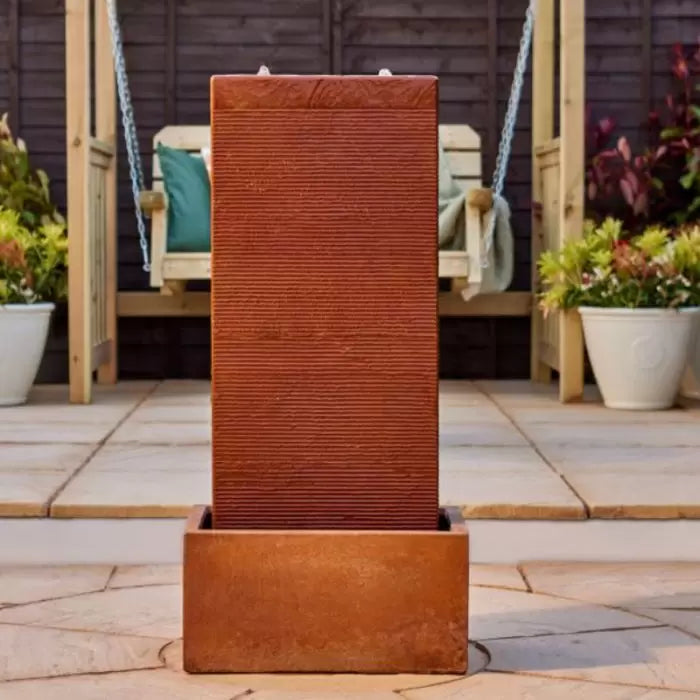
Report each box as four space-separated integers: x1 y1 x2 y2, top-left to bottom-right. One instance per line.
183 73 469 674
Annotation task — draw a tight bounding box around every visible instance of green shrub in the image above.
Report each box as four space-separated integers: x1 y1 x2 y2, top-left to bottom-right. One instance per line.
0 207 67 305
0 113 64 230
538 218 700 313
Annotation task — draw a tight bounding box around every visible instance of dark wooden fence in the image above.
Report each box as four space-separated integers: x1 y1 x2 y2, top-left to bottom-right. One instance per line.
1 0 698 381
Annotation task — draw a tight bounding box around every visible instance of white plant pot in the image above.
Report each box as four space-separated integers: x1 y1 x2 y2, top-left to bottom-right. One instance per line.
680 319 700 400
0 303 55 406
579 306 700 411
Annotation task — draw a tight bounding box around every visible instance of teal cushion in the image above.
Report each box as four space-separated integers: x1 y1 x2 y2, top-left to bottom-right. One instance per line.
156 142 211 253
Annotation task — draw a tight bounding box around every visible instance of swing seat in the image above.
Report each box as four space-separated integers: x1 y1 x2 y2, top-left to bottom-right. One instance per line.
143 124 488 294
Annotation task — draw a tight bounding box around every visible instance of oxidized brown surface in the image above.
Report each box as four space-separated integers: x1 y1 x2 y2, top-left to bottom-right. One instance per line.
183 506 469 674
210 75 439 530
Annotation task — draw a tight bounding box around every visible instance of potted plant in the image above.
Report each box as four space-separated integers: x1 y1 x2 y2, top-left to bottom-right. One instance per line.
585 40 700 401
538 218 700 410
0 114 67 406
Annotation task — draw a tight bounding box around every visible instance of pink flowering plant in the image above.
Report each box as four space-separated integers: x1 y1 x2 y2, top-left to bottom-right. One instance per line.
537 218 700 314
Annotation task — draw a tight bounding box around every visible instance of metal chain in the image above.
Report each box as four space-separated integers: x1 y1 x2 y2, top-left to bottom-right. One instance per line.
105 0 150 273
482 0 536 267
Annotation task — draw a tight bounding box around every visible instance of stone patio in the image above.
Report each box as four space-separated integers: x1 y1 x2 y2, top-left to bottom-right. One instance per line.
1 379 700 521
1 562 699 698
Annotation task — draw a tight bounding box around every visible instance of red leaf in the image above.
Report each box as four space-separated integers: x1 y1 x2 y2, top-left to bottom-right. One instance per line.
587 182 597 200
620 179 634 206
656 145 668 159
599 117 615 136
673 58 689 80
634 192 648 216
618 137 632 162
625 171 639 194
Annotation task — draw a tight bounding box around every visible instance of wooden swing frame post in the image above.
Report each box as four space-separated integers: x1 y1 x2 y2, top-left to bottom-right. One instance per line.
65 0 586 404
531 0 586 402
65 0 118 403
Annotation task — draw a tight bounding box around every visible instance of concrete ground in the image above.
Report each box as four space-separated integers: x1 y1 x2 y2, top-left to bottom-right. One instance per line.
2 379 700 521
1 562 699 698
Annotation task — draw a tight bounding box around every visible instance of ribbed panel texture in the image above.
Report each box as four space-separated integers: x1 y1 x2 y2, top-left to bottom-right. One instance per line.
211 76 438 530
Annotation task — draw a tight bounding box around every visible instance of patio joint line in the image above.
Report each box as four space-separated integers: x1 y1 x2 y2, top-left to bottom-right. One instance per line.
474 384 591 519
480 621 664 643
44 383 163 517
0 620 175 642
4 663 166 684
484 667 700 694
515 564 533 592
0 583 179 612
102 566 117 590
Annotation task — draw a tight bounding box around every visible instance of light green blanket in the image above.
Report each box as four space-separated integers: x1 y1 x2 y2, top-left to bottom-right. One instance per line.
438 137 514 295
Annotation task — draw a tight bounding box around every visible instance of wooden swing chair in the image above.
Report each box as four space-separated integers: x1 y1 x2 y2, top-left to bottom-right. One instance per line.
65 0 584 404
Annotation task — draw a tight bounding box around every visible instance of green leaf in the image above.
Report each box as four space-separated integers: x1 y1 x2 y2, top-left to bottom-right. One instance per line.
661 127 684 140
680 171 696 189
691 104 700 121
689 195 700 214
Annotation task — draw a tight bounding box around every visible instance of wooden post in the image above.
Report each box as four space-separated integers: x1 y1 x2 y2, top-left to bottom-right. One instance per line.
530 0 555 384
95 0 118 385
66 0 92 404
558 0 586 402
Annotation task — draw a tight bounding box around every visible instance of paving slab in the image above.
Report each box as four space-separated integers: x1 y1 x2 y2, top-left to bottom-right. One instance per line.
108 420 211 445
150 379 211 396
27 381 155 405
469 565 528 591
521 563 700 608
0 422 114 444
0 670 246 700
72 443 210 473
0 402 134 425
565 472 700 518
439 446 553 473
0 444 96 517
0 623 165 681
441 471 584 519
522 422 700 448
0 584 182 638
125 403 211 423
439 403 512 425
248 692 400 699
109 565 182 589
540 447 700 519
487 626 700 692
0 471 78 517
475 380 603 406
439 422 529 447
469 587 657 640
540 446 700 474
629 609 700 640
403 672 700 699
505 404 700 425
0 565 111 605
50 467 210 517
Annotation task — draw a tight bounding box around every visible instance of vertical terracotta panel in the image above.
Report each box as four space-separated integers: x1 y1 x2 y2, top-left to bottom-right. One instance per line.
210 75 439 530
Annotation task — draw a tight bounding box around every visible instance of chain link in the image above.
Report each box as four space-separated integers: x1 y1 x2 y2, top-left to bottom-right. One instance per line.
481 0 536 267
105 0 150 273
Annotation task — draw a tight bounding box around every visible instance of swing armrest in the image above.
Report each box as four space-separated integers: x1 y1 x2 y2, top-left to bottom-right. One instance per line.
465 193 485 290
467 187 493 216
139 190 166 215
